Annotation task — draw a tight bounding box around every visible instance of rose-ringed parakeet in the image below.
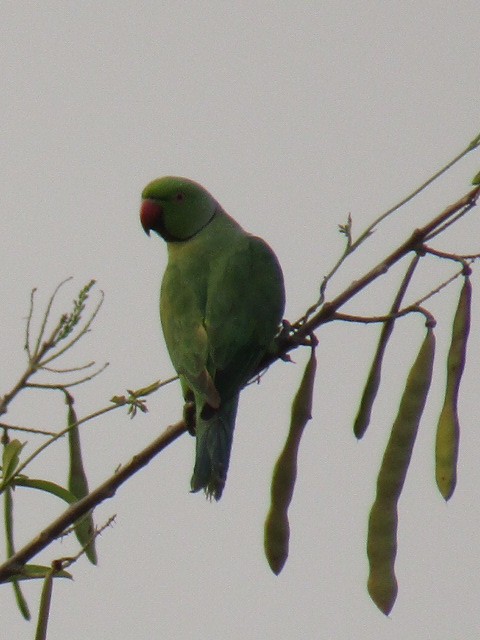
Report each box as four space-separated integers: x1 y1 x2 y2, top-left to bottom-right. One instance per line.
140 176 285 500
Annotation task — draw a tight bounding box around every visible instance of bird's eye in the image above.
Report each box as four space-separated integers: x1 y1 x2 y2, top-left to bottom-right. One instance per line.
175 192 185 202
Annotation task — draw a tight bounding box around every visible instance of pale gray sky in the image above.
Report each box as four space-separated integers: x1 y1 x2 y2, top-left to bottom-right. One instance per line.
1 2 480 638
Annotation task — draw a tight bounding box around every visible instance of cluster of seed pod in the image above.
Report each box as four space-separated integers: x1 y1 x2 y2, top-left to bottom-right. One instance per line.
264 271 472 616
367 274 471 613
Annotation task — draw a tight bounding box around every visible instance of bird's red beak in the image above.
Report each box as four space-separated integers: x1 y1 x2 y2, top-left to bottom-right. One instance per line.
140 199 163 236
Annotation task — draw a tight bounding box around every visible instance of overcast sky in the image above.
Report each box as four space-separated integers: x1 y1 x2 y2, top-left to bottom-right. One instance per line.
2 2 480 638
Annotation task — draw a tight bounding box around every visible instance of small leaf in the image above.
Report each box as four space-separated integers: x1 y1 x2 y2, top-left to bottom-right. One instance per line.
132 380 162 397
472 170 480 185
7 564 72 582
264 346 317 574
2 439 26 479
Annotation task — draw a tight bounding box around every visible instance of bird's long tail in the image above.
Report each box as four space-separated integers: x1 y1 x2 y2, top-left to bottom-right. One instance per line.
190 395 239 501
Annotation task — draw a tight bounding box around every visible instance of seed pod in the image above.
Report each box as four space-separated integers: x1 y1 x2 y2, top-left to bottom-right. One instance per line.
367 328 435 615
354 256 419 438
67 398 97 565
35 569 54 640
354 348 383 439
435 277 471 500
264 347 317 574
4 487 31 620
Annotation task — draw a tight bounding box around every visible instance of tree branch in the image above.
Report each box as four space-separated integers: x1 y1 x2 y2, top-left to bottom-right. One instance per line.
1 184 479 582
0 419 186 582
273 184 480 357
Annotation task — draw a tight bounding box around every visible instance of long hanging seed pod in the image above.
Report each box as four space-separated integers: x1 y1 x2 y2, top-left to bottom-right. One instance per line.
354 256 419 439
367 327 435 615
264 346 317 575
435 275 471 500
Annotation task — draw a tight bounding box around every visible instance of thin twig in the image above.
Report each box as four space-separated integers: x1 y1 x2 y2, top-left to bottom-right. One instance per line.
350 131 480 257
26 362 109 389
33 278 72 359
276 185 480 356
425 199 478 241
423 247 477 262
25 288 37 360
57 515 116 570
39 291 104 366
0 421 186 582
334 305 431 325
0 423 57 437
0 376 178 492
41 361 96 374
411 265 468 308
304 133 480 315
0 283 103 420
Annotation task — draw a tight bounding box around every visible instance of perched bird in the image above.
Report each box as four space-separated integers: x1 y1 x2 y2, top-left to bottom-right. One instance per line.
140 176 285 500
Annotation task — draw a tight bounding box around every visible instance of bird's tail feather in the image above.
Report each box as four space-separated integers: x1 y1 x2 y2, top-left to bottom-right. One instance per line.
190 396 239 500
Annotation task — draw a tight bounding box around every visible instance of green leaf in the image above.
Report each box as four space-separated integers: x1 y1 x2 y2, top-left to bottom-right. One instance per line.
2 439 26 479
7 564 72 582
14 477 77 504
131 380 162 397
472 170 480 185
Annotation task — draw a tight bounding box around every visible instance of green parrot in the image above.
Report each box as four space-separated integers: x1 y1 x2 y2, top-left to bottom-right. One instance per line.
140 176 285 500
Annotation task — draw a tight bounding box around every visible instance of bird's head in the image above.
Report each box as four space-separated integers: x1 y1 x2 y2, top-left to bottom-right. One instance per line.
140 176 217 242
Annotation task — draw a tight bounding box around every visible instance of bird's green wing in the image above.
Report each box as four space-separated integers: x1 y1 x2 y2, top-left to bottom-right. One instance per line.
205 234 285 402
160 260 220 408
